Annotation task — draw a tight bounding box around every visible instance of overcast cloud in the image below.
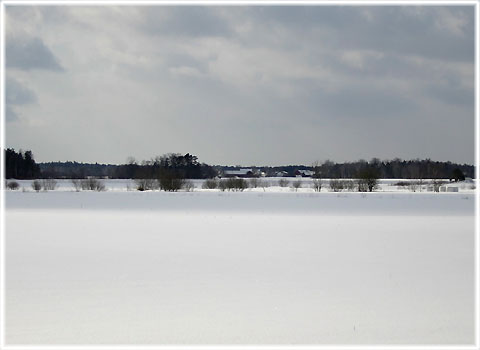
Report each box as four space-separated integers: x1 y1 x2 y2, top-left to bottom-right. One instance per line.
4 5 475 165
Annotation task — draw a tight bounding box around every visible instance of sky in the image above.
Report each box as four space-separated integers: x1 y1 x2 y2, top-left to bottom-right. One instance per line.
4 5 476 166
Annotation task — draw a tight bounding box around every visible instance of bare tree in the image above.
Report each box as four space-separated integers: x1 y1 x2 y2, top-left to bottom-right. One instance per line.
292 180 302 192
278 179 289 187
311 179 322 192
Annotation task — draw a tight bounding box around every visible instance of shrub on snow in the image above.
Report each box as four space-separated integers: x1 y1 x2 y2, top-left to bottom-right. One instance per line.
202 179 218 189
42 179 57 191
31 180 42 192
292 180 302 191
6 181 19 190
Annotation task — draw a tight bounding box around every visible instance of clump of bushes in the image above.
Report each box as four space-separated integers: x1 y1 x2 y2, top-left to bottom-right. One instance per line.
328 179 361 192
218 179 228 192
31 180 42 192
278 178 289 187
81 178 106 191
42 179 57 191
157 170 185 192
357 179 369 192
135 178 157 191
249 178 260 188
329 179 343 192
329 179 344 192
218 178 248 191
202 179 218 189
356 168 379 192
28 179 58 192
292 180 302 191
6 181 19 190
344 180 356 191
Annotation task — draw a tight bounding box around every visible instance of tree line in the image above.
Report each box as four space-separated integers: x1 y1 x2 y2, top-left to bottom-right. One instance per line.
4 148 474 181
18 151 216 180
310 158 473 180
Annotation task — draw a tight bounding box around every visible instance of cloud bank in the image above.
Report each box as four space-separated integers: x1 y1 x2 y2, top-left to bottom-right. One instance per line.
5 5 475 165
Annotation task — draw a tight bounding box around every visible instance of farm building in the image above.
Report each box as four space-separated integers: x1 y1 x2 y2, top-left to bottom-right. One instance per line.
294 169 314 177
223 168 254 178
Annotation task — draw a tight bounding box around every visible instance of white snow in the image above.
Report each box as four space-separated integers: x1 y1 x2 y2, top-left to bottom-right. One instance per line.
4 188 476 345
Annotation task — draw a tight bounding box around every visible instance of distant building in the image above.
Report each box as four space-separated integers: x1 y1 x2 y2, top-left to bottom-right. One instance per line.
275 171 288 177
294 170 314 177
223 168 254 178
440 185 459 192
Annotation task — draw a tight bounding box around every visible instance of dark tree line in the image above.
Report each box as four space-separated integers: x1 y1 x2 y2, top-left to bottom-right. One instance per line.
310 158 473 180
37 153 216 179
40 161 115 179
5 147 474 181
132 153 217 180
5 148 40 179
223 159 473 180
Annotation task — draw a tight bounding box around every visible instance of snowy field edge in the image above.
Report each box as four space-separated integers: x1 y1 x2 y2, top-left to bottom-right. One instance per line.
5 190 475 216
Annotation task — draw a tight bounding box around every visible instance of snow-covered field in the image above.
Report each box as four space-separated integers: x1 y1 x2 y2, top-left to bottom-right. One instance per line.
4 183 476 345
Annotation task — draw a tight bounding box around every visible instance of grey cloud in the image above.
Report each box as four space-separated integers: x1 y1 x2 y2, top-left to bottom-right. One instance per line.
306 86 417 120
245 6 474 63
6 78 37 122
426 84 474 106
408 65 474 107
6 78 37 105
317 50 472 92
344 89 414 119
6 36 63 71
139 7 232 38
164 53 209 74
6 105 19 122
4 5 474 165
